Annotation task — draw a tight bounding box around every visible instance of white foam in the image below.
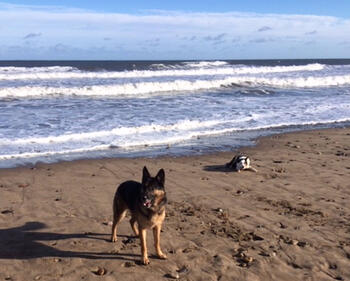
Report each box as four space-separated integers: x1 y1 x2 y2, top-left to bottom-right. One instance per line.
0 63 325 81
1 73 349 98
183 61 229 68
1 118 349 162
0 119 223 145
0 144 111 161
0 66 76 75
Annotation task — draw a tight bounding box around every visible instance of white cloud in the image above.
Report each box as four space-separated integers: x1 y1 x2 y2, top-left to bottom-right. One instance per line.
0 2 350 59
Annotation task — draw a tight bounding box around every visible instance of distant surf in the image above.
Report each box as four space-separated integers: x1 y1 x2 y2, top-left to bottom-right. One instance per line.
1 59 350 167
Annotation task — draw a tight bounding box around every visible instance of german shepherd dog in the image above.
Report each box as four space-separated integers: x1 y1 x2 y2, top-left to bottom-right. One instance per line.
111 166 167 265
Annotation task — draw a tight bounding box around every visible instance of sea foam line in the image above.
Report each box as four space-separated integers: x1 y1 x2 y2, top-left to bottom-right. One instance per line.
0 66 76 75
0 64 324 81
0 120 225 145
0 144 111 161
1 118 350 162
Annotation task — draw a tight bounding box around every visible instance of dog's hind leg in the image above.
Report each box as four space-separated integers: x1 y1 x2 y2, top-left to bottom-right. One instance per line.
111 197 127 242
130 216 139 236
153 224 167 259
111 210 126 242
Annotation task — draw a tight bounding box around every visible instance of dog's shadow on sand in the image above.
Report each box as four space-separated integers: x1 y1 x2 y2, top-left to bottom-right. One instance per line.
203 164 234 173
0 221 140 262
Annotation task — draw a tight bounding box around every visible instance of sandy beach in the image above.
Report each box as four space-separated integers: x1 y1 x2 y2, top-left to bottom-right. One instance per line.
1 127 350 281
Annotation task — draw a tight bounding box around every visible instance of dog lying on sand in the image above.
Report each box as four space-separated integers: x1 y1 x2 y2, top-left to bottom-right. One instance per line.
111 166 167 265
226 154 258 172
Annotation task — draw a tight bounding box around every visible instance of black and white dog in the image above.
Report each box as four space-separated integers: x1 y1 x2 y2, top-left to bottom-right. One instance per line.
226 154 257 172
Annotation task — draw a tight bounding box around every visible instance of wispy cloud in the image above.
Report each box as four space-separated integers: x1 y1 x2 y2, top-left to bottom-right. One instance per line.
203 33 227 42
23 32 42 40
258 26 272 32
144 38 161 47
305 30 317 35
0 2 350 59
250 37 276 44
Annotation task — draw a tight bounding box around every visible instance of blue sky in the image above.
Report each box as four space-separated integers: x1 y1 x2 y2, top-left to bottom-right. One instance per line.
0 0 350 60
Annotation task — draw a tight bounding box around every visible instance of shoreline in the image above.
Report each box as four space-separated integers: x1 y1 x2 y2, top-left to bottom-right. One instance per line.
1 127 350 280
2 122 350 170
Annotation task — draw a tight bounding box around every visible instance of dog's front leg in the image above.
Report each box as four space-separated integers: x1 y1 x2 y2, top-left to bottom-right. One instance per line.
139 228 149 265
153 224 167 259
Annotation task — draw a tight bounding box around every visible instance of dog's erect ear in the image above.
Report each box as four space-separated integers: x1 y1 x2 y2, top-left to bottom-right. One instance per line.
156 169 165 186
142 166 151 184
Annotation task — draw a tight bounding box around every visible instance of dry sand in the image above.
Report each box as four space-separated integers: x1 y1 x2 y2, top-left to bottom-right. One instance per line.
1 128 350 281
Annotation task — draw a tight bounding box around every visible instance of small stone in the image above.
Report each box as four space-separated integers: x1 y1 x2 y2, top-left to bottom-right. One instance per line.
1 209 13 215
297 241 307 247
177 266 189 274
182 247 193 253
164 272 179 279
237 247 245 254
279 222 287 229
123 261 135 268
329 263 337 270
271 252 277 257
34 275 41 280
237 252 245 258
243 256 253 263
259 251 270 257
122 237 136 245
290 239 299 245
93 267 107 276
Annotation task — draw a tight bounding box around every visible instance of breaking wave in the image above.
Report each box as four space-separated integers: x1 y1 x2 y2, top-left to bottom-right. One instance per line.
1 73 350 98
0 63 324 81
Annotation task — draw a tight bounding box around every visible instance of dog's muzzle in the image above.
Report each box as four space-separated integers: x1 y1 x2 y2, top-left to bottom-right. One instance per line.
143 196 152 208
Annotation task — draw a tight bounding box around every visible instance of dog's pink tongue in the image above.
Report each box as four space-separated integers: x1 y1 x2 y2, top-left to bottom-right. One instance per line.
144 200 152 208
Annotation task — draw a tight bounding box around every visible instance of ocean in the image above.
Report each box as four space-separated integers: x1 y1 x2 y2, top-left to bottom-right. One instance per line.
1 59 350 168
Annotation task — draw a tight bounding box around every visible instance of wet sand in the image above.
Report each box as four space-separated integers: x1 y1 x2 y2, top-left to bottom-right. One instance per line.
1 127 350 281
